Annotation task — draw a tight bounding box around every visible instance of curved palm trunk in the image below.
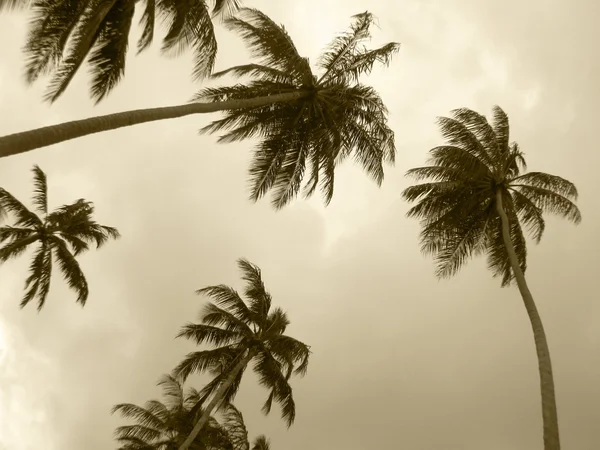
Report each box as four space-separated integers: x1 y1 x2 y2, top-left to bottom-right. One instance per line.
495 190 560 450
179 349 256 450
0 90 310 159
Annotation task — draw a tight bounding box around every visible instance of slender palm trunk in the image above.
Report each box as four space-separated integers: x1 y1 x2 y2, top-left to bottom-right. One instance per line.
495 190 560 450
0 90 310 159
178 349 256 450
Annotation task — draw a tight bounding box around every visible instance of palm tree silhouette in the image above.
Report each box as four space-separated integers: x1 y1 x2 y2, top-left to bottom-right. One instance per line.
172 258 310 450
0 0 241 103
0 165 120 310
0 9 399 208
402 106 581 450
113 373 267 450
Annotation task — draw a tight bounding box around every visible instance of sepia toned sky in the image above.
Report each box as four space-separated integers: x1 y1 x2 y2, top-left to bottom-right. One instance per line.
0 0 599 449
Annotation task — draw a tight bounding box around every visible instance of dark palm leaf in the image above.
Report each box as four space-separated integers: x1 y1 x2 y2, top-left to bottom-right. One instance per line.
31 164 48 214
50 236 89 305
250 436 270 450
22 0 241 103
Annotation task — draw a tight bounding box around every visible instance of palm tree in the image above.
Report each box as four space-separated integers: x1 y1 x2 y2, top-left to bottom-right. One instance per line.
0 8 399 208
172 258 310 450
0 0 241 103
401 106 581 450
0 164 120 310
113 373 266 450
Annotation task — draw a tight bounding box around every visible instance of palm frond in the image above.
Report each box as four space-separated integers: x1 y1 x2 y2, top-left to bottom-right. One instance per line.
223 8 312 85
114 424 164 443
211 64 293 84
266 335 310 377
31 165 48 215
450 108 499 162
511 172 578 200
0 226 36 244
43 0 118 103
237 258 272 322
0 234 40 262
20 242 52 310
176 323 243 347
508 189 545 243
157 0 217 81
511 184 581 224
172 347 241 382
264 307 290 338
221 403 250 450
251 435 270 450
0 188 43 228
491 105 510 154
253 350 295 426
22 0 87 84
136 0 155 54
49 236 89 306
317 11 377 84
157 374 184 412
201 302 255 337
435 117 495 169
111 403 167 431
86 0 136 103
197 285 256 327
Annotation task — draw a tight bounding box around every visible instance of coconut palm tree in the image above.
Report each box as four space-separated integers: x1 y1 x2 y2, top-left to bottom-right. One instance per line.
113 373 266 450
0 164 119 310
401 106 581 450
0 8 399 208
0 0 241 103
172 258 310 450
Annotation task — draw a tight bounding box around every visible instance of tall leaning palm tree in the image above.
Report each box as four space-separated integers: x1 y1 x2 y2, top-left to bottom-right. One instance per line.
0 8 399 208
172 258 310 450
0 0 241 103
113 373 266 450
0 165 120 310
402 106 581 450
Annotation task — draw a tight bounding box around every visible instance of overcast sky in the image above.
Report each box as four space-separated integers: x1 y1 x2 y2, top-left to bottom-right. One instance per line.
0 0 599 449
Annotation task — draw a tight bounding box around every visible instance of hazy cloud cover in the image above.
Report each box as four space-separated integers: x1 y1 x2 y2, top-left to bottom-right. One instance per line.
0 0 598 449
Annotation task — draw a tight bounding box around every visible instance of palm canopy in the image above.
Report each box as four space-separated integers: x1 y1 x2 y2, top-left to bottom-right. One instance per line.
0 165 119 310
173 258 311 427
112 374 258 450
7 0 240 103
195 8 399 209
402 106 581 286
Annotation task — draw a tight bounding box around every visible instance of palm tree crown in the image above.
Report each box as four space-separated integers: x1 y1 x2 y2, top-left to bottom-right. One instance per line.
112 374 256 450
173 258 311 426
402 106 581 285
0 165 120 310
10 0 240 103
195 8 399 208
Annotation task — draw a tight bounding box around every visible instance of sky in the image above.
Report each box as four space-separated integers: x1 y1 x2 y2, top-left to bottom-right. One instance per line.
0 0 599 449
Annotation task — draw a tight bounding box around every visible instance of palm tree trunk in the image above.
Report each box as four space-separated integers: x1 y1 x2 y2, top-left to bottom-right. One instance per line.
495 190 560 450
178 349 256 450
0 90 311 159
